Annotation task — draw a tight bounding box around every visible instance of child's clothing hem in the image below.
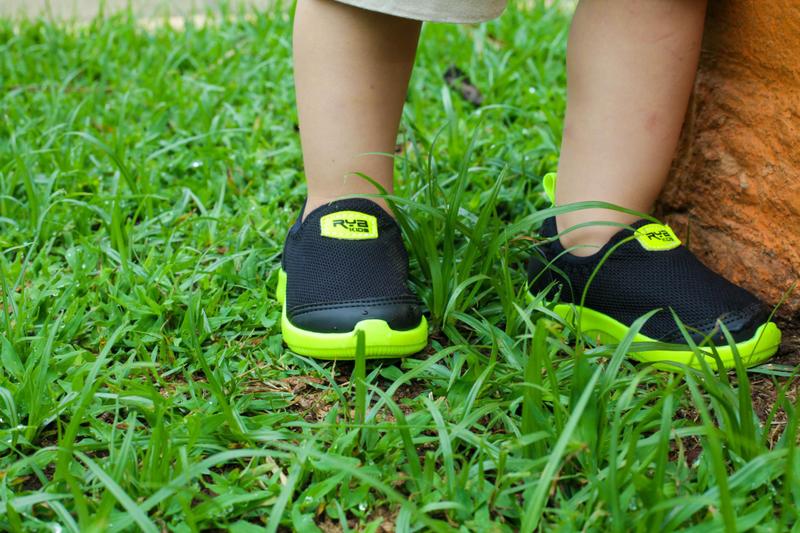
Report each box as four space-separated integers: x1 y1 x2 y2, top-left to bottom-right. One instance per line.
333 0 507 23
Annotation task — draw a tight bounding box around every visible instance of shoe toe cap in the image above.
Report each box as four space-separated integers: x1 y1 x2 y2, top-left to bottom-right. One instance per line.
288 297 423 333
663 302 771 344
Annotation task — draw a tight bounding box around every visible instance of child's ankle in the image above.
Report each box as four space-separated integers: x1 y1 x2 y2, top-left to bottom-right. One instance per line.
555 213 637 257
304 195 393 221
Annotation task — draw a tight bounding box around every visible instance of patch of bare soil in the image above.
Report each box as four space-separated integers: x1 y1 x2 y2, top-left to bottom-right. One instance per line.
674 317 800 461
747 317 800 445
318 507 397 532
774 317 800 367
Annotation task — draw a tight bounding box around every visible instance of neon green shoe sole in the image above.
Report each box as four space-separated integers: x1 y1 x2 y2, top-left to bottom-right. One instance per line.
276 270 428 360
554 304 781 370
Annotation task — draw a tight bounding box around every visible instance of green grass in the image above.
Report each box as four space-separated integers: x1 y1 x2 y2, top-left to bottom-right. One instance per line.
1 3 799 531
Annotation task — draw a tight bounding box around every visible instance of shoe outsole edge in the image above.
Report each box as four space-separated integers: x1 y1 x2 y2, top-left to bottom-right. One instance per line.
554 303 781 371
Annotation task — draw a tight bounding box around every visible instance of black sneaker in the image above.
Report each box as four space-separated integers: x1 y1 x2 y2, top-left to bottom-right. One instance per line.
276 198 428 359
528 215 781 369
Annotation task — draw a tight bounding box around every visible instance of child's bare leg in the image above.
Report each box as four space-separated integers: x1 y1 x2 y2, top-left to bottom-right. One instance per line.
293 0 421 216
556 0 707 256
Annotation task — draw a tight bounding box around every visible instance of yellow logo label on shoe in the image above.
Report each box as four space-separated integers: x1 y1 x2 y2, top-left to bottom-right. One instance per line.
320 211 379 240
635 223 681 251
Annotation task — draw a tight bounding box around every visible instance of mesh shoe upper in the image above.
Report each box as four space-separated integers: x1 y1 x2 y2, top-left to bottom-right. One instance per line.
281 198 423 333
528 217 770 343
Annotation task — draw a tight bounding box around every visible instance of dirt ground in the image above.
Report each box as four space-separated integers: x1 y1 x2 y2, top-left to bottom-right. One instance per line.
776 318 800 366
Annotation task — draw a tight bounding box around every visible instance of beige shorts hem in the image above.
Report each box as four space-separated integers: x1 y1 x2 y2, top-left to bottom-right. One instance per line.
333 0 507 23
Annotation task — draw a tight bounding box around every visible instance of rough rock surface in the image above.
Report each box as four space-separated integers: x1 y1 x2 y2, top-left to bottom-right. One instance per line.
658 0 800 315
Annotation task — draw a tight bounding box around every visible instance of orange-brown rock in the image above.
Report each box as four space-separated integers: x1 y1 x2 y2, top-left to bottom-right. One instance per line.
659 0 800 315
